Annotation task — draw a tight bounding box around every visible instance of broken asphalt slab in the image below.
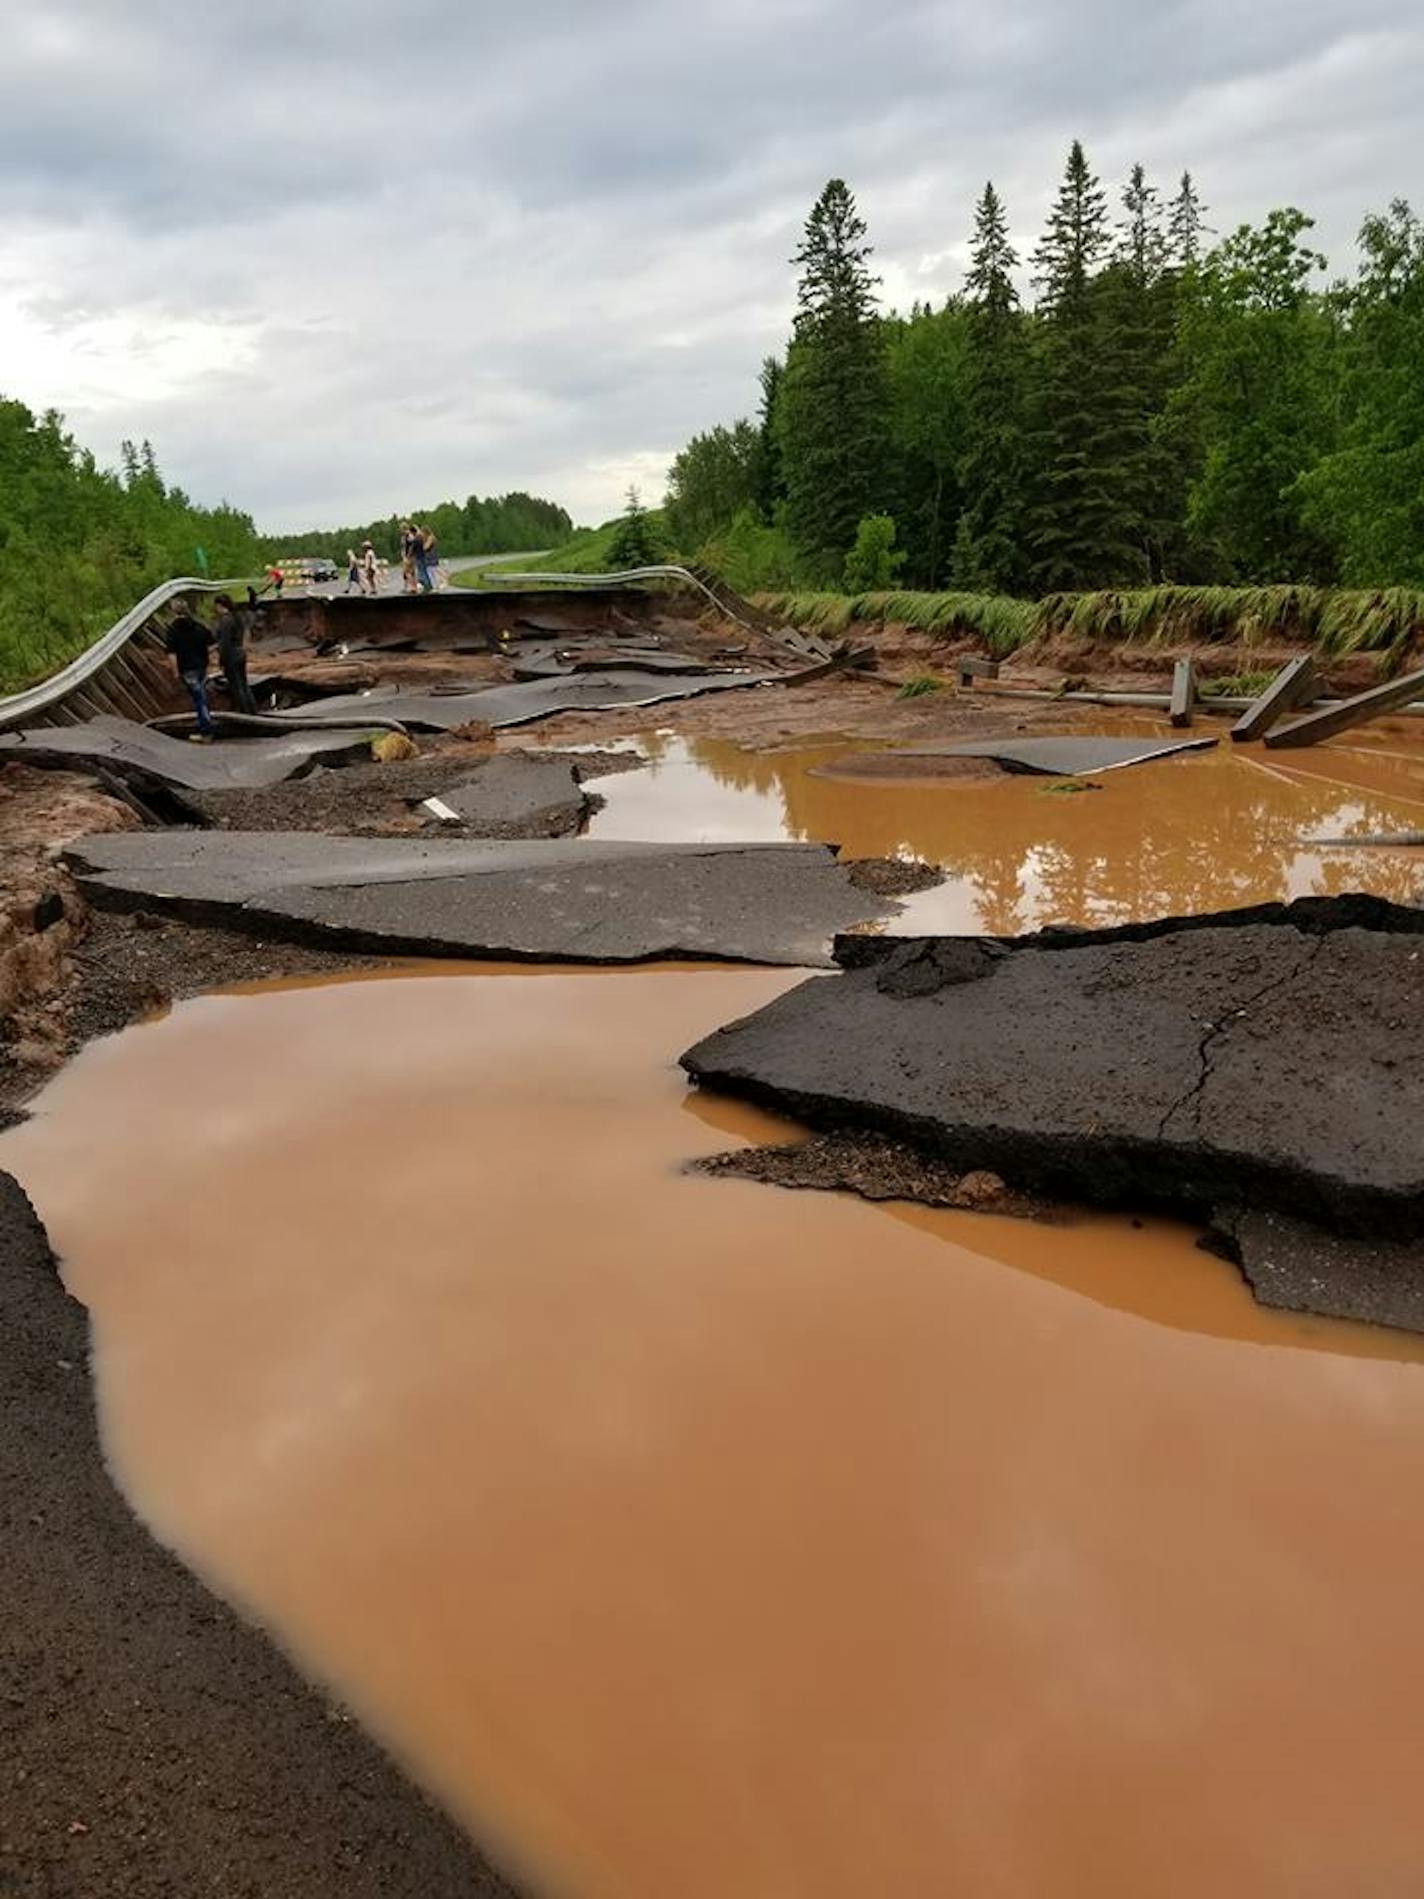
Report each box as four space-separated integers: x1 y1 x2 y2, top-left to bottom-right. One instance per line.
681 900 1424 1324
0 716 372 793
65 830 902 967
419 753 589 831
228 668 782 734
927 734 1218 775
1207 1209 1424 1336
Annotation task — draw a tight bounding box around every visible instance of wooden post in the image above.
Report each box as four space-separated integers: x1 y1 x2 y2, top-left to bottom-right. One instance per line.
1230 655 1317 743
956 656 1001 689
1265 663 1424 749
1169 660 1196 728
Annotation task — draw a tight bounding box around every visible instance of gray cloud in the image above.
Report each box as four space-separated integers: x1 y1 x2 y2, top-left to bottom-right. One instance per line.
1 0 1418 527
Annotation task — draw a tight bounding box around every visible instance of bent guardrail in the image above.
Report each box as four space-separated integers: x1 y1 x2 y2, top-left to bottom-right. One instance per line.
0 577 232 734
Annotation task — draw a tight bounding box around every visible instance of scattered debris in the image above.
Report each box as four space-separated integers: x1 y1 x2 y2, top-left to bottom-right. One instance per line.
842 857 945 896
1304 829 1424 848
954 656 1000 689
1266 662 1424 749
1230 655 1318 742
1169 659 1196 728
371 733 419 764
693 1132 1043 1216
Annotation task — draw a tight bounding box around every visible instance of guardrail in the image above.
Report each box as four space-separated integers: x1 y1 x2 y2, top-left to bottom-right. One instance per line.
0 577 232 734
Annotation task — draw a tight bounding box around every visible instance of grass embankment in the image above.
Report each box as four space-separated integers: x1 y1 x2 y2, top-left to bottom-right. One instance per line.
756 585 1424 668
0 576 263 698
452 515 670 585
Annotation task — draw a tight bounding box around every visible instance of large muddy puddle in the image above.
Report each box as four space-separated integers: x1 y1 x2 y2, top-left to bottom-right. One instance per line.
7 966 1424 1896
588 728 1424 932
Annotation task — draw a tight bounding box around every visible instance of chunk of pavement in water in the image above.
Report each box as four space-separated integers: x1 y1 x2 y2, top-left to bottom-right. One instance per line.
928 734 1218 775
1206 1209 1424 1335
0 715 370 792
66 830 901 967
242 669 781 734
680 908 1424 1299
419 754 588 830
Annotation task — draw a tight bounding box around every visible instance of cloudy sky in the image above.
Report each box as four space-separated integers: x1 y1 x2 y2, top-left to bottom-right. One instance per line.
1 0 1416 531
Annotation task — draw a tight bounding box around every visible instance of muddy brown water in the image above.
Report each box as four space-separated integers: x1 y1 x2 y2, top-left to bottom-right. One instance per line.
587 728 1424 931
6 966 1424 1897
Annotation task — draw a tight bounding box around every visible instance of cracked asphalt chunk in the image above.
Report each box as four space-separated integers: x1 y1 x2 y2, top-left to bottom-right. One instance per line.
66 830 902 968
681 902 1424 1309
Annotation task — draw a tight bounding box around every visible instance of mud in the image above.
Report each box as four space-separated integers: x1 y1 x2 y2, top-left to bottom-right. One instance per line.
0 1168 519 1898
693 1130 1041 1215
8 967 1424 1897
682 902 1424 1305
0 766 138 1101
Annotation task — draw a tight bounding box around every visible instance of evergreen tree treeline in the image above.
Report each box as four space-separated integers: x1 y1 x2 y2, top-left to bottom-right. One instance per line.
664 153 1424 595
262 491 572 566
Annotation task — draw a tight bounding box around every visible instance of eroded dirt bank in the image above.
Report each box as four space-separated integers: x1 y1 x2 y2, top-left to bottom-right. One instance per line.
0 1169 520 1898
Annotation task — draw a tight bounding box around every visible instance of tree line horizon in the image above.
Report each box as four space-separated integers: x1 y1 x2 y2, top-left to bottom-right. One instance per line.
658 143 1424 598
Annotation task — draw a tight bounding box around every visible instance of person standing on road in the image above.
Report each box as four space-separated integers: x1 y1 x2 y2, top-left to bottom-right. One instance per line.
165 611 215 741
212 592 258 715
360 540 380 596
400 522 419 593
418 524 439 592
345 547 361 594
410 523 431 593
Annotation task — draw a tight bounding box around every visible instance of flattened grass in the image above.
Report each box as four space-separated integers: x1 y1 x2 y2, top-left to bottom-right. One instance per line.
757 584 1424 664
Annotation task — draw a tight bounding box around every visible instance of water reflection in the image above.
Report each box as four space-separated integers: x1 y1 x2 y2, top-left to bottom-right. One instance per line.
588 730 1424 933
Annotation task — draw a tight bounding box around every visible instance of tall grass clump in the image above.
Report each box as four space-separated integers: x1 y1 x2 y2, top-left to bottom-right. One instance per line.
750 582 1424 670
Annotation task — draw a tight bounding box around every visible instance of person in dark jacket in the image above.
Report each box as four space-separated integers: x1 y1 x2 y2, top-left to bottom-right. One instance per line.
165 612 215 739
211 593 257 715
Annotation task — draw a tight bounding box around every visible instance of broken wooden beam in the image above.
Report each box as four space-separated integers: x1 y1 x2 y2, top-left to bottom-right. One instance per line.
1169 659 1196 728
955 656 1000 689
1231 655 1318 743
1265 663 1424 750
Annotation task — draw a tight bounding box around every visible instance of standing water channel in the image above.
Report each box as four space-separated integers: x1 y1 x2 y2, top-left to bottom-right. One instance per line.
6 728 1424 1895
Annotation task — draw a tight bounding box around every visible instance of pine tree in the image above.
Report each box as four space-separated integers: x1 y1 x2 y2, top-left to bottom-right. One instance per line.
1032 139 1110 311
604 485 662 569
952 182 1030 593
778 179 890 579
1118 164 1167 283
1026 142 1145 587
751 355 786 520
1168 172 1209 270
